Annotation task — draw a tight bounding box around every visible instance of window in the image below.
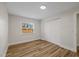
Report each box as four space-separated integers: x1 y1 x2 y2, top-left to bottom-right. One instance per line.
22 23 34 33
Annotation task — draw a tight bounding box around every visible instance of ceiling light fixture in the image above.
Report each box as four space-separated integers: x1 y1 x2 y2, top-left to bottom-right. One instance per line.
40 5 46 10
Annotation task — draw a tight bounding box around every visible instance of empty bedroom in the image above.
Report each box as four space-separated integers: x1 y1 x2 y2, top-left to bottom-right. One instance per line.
0 2 79 57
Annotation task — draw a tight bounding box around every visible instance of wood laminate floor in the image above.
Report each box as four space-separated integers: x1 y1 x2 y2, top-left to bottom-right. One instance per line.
6 39 77 57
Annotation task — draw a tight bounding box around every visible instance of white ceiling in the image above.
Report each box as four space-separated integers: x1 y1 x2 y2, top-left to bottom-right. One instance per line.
6 2 79 20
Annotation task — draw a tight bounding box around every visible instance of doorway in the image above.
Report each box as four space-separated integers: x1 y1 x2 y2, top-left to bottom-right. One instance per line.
76 13 79 56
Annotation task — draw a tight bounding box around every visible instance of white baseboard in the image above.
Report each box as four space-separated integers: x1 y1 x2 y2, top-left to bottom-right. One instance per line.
8 39 76 52
44 39 76 52
8 39 41 46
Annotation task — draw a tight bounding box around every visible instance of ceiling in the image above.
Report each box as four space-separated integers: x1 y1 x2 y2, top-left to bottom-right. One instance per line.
6 2 79 20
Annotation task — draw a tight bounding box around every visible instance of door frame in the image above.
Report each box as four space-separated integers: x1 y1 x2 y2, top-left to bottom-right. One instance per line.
74 12 79 52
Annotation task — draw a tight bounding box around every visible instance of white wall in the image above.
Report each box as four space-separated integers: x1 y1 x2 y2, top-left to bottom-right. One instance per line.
41 7 79 52
0 3 8 56
8 14 41 45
